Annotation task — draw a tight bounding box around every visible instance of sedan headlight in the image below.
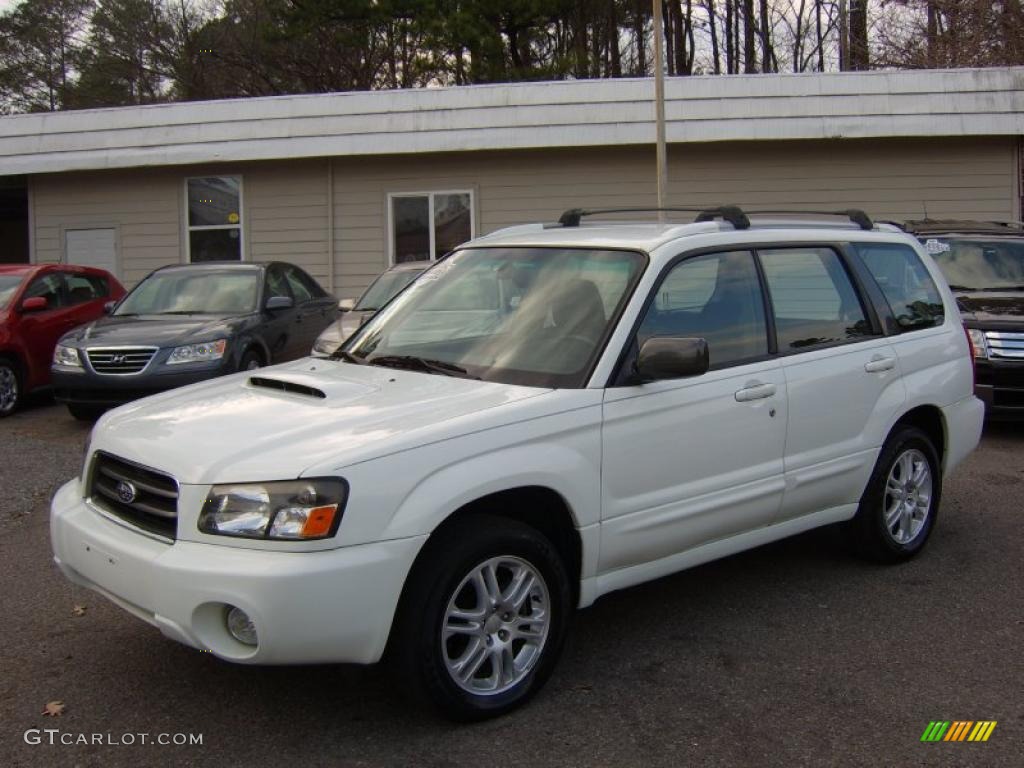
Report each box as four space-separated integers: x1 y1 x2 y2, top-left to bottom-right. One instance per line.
966 328 989 359
53 344 82 368
199 479 348 540
166 339 227 365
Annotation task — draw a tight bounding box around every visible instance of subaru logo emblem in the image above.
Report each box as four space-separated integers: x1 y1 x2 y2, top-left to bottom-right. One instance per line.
116 480 137 504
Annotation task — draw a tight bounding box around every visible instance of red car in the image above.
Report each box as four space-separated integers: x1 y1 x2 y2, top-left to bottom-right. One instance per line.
0 264 126 416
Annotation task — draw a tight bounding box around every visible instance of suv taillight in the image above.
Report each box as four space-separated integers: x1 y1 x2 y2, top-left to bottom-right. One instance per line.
964 325 976 388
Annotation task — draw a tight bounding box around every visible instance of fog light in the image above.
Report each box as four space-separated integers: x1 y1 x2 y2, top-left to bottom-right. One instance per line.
225 606 258 646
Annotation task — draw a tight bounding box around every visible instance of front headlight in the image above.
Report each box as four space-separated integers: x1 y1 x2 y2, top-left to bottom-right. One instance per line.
199 479 348 540
966 328 989 359
53 344 82 368
166 339 227 365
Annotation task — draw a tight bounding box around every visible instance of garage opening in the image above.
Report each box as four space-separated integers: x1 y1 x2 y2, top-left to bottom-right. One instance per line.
0 177 28 264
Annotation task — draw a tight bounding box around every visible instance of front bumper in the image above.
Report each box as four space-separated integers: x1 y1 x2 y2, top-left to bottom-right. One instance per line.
51 363 231 406
50 480 426 665
975 359 1024 420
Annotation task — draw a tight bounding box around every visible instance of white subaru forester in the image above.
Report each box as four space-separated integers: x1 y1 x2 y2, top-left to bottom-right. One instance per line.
51 207 984 720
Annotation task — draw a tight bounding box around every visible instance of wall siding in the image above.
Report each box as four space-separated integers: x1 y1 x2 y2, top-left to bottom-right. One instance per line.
30 136 1016 299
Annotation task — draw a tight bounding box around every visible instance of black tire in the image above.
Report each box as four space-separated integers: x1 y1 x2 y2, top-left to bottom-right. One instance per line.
846 426 942 563
391 515 572 721
238 348 264 372
67 403 105 422
0 356 23 418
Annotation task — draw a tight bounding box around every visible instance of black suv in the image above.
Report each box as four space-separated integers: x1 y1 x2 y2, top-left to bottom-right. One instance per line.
904 220 1024 419
51 261 337 419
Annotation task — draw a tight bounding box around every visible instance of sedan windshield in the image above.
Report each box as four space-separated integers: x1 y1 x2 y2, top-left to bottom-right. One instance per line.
355 267 425 311
115 271 259 316
0 275 23 310
344 247 646 388
929 237 1024 291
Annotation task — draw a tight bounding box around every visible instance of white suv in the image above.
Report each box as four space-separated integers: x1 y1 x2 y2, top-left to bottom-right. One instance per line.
51 207 984 720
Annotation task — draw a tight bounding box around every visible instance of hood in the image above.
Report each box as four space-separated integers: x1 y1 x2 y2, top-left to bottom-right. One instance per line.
955 291 1024 327
63 313 246 347
92 358 550 484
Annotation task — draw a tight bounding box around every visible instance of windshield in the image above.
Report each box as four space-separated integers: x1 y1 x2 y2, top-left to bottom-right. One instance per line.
344 247 646 388
927 237 1024 291
355 267 424 311
116 271 259 316
0 275 24 310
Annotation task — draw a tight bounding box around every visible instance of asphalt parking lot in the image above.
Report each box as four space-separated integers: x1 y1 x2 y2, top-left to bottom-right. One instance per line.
1 396 1021 767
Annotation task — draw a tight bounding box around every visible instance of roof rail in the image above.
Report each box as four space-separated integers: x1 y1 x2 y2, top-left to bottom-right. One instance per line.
558 206 750 230
743 209 874 231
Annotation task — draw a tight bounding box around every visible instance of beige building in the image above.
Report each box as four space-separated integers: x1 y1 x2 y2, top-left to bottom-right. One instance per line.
1 68 1022 299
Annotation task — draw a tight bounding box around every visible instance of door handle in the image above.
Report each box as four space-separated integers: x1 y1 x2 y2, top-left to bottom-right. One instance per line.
734 382 776 402
864 356 896 373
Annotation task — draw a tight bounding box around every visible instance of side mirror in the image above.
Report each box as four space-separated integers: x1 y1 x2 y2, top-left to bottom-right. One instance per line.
338 298 355 312
265 296 294 311
634 337 709 383
20 296 48 313
103 301 117 315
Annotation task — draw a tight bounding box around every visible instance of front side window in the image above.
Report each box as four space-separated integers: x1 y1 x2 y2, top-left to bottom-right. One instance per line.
115 270 259 316
354 268 424 311
24 274 65 310
187 177 242 262
925 236 1024 291
345 247 646 388
854 243 944 330
760 247 873 351
638 251 768 369
390 191 472 264
0 275 24 310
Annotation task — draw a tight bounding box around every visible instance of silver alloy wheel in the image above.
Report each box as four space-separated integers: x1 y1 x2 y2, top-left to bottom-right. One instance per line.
441 555 551 696
884 448 933 545
0 364 17 414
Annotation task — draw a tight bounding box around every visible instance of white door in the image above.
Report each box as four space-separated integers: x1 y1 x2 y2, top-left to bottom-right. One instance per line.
600 250 788 573
757 246 906 522
65 229 117 276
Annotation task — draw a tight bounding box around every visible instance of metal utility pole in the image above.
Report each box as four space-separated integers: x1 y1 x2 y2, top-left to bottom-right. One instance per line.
653 0 668 219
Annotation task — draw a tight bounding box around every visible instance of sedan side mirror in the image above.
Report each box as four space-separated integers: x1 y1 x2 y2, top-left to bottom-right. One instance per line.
20 296 48 313
634 337 709 383
338 298 355 312
103 300 117 314
265 296 294 311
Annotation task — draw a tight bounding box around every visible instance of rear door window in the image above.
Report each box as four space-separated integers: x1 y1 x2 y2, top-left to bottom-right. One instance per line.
64 273 108 305
759 247 873 352
853 243 945 330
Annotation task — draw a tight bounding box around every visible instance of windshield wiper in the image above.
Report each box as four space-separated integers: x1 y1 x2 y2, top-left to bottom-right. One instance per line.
946 284 976 292
979 285 1024 292
330 349 364 364
367 355 480 379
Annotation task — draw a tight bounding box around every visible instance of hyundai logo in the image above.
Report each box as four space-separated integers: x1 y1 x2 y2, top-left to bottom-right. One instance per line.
111 354 127 365
116 480 137 504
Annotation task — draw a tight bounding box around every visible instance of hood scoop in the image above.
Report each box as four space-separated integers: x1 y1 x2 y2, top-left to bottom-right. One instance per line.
248 376 327 399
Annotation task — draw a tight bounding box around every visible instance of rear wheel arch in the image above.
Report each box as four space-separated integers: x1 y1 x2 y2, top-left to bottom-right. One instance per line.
892 404 946 469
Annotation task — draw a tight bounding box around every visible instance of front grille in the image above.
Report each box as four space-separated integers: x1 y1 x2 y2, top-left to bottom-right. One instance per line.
986 331 1024 360
86 347 158 375
88 452 178 539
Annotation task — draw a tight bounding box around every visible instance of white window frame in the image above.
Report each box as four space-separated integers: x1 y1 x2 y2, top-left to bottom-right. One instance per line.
387 189 475 266
185 175 244 262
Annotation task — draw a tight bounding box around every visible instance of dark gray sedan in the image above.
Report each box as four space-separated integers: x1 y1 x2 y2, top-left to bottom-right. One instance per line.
51 261 336 420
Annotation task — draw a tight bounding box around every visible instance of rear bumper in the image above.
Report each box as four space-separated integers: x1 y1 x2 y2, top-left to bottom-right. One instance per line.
50 480 425 665
51 363 230 406
975 359 1024 420
941 396 985 475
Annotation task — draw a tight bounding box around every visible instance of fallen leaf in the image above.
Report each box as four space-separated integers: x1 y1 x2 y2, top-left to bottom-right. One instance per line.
42 701 65 717
72 605 86 617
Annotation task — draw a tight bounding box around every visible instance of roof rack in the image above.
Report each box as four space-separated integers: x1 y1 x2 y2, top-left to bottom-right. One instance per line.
742 209 874 230
558 206 750 230
557 206 874 231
